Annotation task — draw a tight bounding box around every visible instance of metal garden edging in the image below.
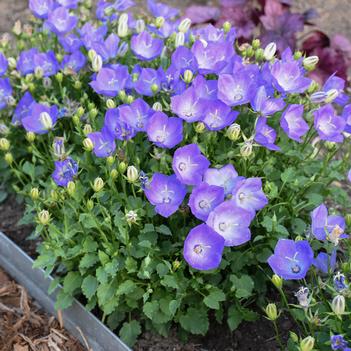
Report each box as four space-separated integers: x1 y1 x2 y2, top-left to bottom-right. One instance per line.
0 231 131 351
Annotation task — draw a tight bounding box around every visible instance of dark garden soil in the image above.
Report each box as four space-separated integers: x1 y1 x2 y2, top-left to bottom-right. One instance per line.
0 267 86 351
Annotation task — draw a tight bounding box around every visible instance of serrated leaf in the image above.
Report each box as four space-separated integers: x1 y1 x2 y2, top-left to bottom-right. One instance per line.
79 253 99 270
143 301 159 320
227 305 242 331
55 290 74 310
156 225 172 236
230 274 254 299
81 275 98 299
116 280 136 295
179 307 209 335
203 289 226 310
119 320 141 347
48 278 61 295
63 272 82 294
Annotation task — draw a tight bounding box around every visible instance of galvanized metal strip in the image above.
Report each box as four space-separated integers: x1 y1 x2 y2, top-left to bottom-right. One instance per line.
0 231 131 351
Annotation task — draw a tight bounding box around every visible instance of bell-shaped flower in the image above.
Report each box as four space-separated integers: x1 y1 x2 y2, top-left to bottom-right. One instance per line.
0 78 12 111
29 0 54 19
280 104 309 142
46 6 77 35
88 128 116 158
119 98 152 132
104 108 136 141
52 157 78 187
12 92 35 125
255 117 280 151
251 86 285 117
131 31 163 61
22 103 58 134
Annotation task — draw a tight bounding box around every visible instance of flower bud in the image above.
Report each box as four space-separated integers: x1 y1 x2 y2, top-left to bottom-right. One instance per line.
300 336 315 351
332 295 345 316
178 18 191 33
303 56 319 71
39 112 53 130
289 331 299 343
38 210 51 225
35 66 44 79
52 137 65 159
83 124 92 135
0 123 9 135
226 123 241 141
74 80 82 89
0 138 10 151
175 32 185 47
252 38 261 50
127 166 139 183
223 21 231 33
155 16 165 28
151 84 159 94
245 46 254 58
72 114 80 125
325 89 339 103
119 13 128 24
50 190 59 202
117 42 129 57
310 91 327 104
13 20 22 36
255 48 264 61
294 50 303 60
118 161 127 174
118 89 127 101
77 106 85 117
126 210 138 224
67 181 76 196
83 138 94 151
88 49 97 62
345 213 351 227
30 187 40 200
307 80 320 94
4 152 13 165
265 303 278 321
126 95 134 104
195 122 206 133
87 199 94 211
55 72 63 83
152 102 163 111
118 19 128 38
106 156 114 166
111 169 118 180
106 99 116 109
183 69 193 84
92 54 103 72
136 19 145 33
93 177 104 192
8 57 17 69
263 42 276 61
271 274 283 289
89 108 98 119
240 141 253 158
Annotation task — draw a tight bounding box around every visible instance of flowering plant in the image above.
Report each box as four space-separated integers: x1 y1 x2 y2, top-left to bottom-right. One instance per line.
0 0 350 347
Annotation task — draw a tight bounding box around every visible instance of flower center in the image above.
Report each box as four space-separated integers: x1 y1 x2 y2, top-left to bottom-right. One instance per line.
291 264 301 273
178 162 187 171
199 200 210 209
193 244 203 254
219 222 227 231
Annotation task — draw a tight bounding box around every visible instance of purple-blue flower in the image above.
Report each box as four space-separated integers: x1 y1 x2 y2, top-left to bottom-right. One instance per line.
171 46 198 74
189 183 225 221
311 204 348 243
147 0 178 19
280 104 309 142
255 117 280 151
17 49 39 76
46 6 78 35
57 0 79 8
0 78 12 110
171 87 203 123
29 0 54 19
52 156 78 187
342 104 351 133
251 86 285 117
91 33 120 62
270 59 311 94
192 75 218 100
313 250 336 274
59 34 83 53
201 99 239 131
172 144 210 185
331 335 348 350
0 53 8 76
146 112 183 149
313 104 346 143
334 272 348 292
119 98 152 132
203 164 240 196
12 92 35 125
183 224 225 271
34 51 59 77
268 239 314 280
232 177 268 215
348 169 351 182
79 22 108 50
323 75 350 106
104 108 136 141
131 31 163 61
144 173 186 218
88 129 116 158
90 66 129 97
133 67 164 96
22 103 58 134
207 201 252 246
61 50 87 73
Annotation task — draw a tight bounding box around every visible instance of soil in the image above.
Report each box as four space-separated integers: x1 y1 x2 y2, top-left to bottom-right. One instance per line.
0 267 86 351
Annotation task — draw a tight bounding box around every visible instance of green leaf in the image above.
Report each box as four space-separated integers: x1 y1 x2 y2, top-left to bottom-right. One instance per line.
203 289 226 310
179 307 209 335
63 272 82 294
79 213 98 229
227 305 242 331
281 167 295 183
116 280 136 295
156 262 170 277
22 161 35 180
156 225 172 236
81 275 98 299
55 290 74 310
83 238 98 252
48 278 61 295
79 253 99 270
119 320 141 347
230 274 254 299
143 301 159 320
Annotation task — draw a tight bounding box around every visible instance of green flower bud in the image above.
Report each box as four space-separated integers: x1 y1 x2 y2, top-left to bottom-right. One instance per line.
271 274 283 289
178 18 192 33
93 177 104 192
4 152 13 165
126 95 134 104
289 331 299 343
332 295 345 316
152 102 162 111
226 123 241 141
265 303 278 321
127 166 139 183
89 108 98 119
13 20 22 36
83 138 94 152
77 106 85 117
295 235 304 241
0 138 10 151
67 181 76 196
345 213 351 227
38 210 51 225
183 69 193 84
126 210 138 224
74 80 82 89
195 122 206 134
307 80 320 94
300 336 315 351
303 56 319 71
55 72 63 83
56 53 63 63
294 50 303 60
106 156 114 166
136 19 145 33
34 66 44 79
172 260 181 270
118 89 127 101
92 54 103 72
263 42 276 61
88 49 97 62
240 141 253 158
255 48 264 61
8 57 17 69
50 190 59 202
151 84 159 94
246 46 254 58
118 18 128 38
325 89 339 103
118 161 127 174
87 199 94 211
111 169 118 180
132 73 139 82
30 187 40 201
72 114 80 125
155 16 165 28
325 141 336 150
252 38 261 50
175 32 185 47
106 99 116 109
223 21 231 33
83 124 92 135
